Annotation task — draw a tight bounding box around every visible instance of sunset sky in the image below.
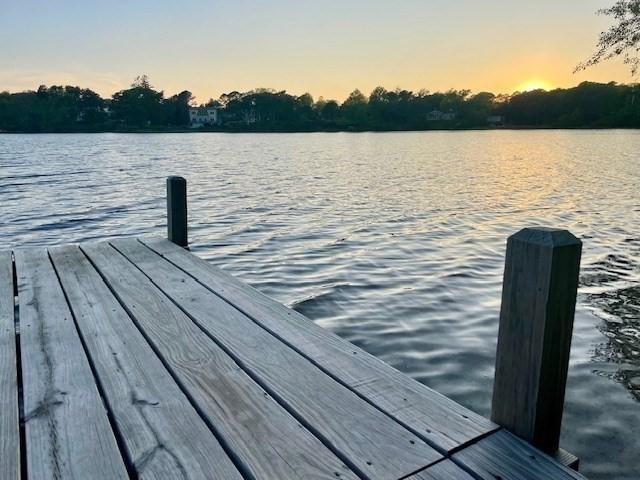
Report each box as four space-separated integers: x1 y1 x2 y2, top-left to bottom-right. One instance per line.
0 0 634 102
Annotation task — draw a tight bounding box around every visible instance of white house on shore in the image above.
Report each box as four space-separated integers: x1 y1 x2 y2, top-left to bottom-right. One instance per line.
426 109 456 122
487 115 506 126
189 107 220 127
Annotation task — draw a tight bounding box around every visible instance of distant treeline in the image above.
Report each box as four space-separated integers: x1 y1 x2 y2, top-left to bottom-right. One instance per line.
1 76 639 132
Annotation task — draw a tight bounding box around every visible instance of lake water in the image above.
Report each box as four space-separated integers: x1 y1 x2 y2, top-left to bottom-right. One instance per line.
1 131 639 478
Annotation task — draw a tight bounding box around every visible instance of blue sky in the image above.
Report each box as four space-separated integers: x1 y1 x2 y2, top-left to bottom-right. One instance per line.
0 0 631 102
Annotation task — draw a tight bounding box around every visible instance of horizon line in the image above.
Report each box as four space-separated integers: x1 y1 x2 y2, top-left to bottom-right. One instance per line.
3 79 639 104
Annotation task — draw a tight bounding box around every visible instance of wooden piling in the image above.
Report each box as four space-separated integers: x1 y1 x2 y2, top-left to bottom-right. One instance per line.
167 176 188 248
491 227 582 455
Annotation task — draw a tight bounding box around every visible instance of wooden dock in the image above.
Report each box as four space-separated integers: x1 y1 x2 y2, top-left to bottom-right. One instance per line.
0 177 589 479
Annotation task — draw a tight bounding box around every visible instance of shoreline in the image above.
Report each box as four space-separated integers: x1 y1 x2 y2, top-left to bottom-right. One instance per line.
2 125 640 134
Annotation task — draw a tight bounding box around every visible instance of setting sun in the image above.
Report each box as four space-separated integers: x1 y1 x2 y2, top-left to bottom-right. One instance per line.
515 79 554 92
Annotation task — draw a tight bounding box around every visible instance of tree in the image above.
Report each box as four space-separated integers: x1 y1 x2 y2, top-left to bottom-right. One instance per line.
317 99 339 122
462 92 495 126
131 75 153 90
111 76 164 127
367 87 389 125
294 93 316 125
0 85 107 132
297 93 314 108
341 89 368 125
164 90 194 126
1 81 639 131
578 1 640 75
218 91 242 107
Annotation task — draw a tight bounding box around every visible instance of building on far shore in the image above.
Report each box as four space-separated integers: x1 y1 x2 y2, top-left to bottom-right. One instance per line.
487 115 506 126
426 109 456 122
189 107 220 127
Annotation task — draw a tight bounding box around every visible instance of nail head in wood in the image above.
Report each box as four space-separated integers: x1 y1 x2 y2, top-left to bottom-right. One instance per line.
491 227 582 455
167 176 188 248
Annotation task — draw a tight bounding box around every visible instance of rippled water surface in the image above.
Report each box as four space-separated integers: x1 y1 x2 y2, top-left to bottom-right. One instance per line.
1 131 639 478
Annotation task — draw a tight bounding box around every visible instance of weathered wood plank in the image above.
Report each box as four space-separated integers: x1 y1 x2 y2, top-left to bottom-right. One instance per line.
109 238 442 479
142 237 497 452
80 242 358 480
406 459 475 480
452 430 587 480
49 245 243 480
13 248 128 479
0 251 19 480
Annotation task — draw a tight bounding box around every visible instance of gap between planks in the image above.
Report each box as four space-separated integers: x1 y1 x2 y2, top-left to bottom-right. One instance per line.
1 251 20 480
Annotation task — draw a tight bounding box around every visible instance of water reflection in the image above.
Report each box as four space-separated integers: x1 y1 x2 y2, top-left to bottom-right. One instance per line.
584 241 640 401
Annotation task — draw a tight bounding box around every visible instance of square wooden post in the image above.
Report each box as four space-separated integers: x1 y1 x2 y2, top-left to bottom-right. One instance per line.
491 227 582 455
167 176 188 248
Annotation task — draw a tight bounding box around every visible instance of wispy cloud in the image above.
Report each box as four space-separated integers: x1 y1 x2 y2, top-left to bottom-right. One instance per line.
0 69 127 95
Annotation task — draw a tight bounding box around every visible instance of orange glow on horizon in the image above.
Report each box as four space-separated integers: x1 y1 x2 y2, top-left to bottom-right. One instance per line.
0 2 634 102
515 79 554 93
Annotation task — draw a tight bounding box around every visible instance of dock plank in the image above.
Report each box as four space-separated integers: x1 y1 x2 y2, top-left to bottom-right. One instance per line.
14 249 128 479
142 237 497 452
81 242 358 480
452 429 586 480
406 460 475 479
49 245 244 480
0 251 19 480
110 238 443 479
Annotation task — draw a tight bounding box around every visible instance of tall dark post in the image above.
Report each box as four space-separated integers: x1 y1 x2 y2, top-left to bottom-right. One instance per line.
491 227 582 455
167 176 188 248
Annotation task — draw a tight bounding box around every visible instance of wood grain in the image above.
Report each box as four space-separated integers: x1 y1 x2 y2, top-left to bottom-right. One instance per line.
112 237 442 479
452 429 587 480
491 228 582 453
142 237 497 452
406 460 475 480
0 251 19 480
50 244 243 480
81 241 358 480
14 248 128 479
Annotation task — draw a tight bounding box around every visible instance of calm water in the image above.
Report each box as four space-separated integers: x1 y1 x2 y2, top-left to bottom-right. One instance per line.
1 131 639 478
